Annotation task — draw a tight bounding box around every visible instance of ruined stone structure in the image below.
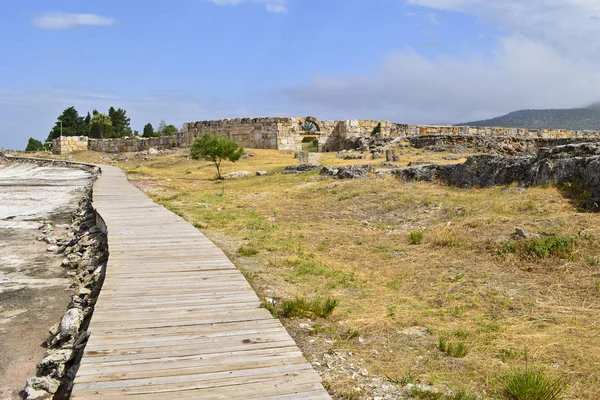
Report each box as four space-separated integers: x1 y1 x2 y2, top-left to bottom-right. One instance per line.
52 116 600 155
52 136 89 154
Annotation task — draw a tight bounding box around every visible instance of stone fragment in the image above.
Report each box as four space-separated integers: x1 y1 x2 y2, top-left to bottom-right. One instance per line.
24 376 60 395
77 287 91 297
44 235 57 245
515 227 530 238
38 349 74 369
284 164 321 174
256 171 267 176
320 164 374 180
224 170 251 179
60 308 84 337
47 245 59 253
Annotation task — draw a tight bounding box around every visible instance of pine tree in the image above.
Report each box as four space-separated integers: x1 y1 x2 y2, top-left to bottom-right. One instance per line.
109 107 132 137
143 123 155 138
46 106 86 142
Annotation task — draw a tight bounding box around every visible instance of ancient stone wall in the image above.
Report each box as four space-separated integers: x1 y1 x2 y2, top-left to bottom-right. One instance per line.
182 118 280 150
52 116 600 155
52 136 89 154
88 136 179 153
399 125 600 139
183 117 398 152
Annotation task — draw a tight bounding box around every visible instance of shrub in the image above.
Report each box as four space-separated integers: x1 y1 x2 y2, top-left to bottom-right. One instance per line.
408 230 424 245
503 368 565 400
500 235 575 260
371 122 382 136
25 137 44 152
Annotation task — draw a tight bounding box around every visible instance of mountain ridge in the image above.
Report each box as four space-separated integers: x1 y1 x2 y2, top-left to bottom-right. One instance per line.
458 104 600 130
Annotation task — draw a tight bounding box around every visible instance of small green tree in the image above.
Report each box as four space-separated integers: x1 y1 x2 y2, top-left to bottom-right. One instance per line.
190 133 244 179
143 123 155 138
89 113 113 139
25 137 44 152
163 124 179 136
371 122 382 136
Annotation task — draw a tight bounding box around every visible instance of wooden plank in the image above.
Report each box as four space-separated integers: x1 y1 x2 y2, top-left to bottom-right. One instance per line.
71 164 329 399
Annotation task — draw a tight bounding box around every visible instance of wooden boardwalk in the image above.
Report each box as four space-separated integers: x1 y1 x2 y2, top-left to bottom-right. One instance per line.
71 165 330 399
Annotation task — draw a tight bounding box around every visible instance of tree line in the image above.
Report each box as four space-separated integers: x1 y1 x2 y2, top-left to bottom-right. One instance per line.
25 106 179 151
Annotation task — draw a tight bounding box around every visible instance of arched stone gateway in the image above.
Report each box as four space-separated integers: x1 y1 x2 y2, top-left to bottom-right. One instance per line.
300 116 322 134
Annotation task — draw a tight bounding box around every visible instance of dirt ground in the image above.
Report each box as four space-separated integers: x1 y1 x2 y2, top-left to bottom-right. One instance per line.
0 162 91 399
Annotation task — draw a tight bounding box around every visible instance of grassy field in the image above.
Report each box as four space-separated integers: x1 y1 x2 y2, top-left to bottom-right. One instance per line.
48 147 600 399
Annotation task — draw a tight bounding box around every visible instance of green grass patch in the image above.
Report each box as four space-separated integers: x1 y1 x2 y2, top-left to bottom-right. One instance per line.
503 368 565 400
238 244 259 256
408 230 424 245
500 235 575 260
283 256 355 287
439 336 470 358
281 296 339 319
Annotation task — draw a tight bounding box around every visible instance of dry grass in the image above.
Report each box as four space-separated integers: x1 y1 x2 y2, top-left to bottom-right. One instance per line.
58 148 600 399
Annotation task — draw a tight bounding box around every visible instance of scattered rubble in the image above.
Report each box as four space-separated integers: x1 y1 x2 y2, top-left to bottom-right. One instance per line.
22 176 109 400
284 164 322 174
394 143 600 211
321 164 374 180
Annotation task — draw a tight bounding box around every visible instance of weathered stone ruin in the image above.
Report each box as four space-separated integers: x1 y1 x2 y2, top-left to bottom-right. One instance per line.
394 143 600 211
52 116 600 155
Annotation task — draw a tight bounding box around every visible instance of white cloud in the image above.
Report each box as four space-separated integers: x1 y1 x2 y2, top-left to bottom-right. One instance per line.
33 12 116 30
207 0 287 13
279 1 600 124
405 0 600 59
281 36 600 124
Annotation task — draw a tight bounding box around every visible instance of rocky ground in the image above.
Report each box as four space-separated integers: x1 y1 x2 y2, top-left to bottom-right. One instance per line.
0 160 92 399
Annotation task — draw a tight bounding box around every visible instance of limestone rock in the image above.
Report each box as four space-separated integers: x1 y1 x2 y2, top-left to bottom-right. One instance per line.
60 308 83 337
38 349 74 369
224 170 251 179
43 235 57 245
321 164 374 180
24 376 60 396
256 170 267 176
394 143 600 211
284 164 321 174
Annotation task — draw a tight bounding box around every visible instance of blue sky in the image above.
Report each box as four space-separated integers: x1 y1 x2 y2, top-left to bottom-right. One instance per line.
2 0 600 149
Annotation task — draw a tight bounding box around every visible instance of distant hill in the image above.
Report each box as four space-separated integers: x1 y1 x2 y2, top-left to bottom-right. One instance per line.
458 104 600 130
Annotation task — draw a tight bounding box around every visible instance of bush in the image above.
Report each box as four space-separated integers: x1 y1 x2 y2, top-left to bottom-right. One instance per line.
503 368 565 400
408 230 424 245
501 235 575 260
371 122 382 136
25 137 44 152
